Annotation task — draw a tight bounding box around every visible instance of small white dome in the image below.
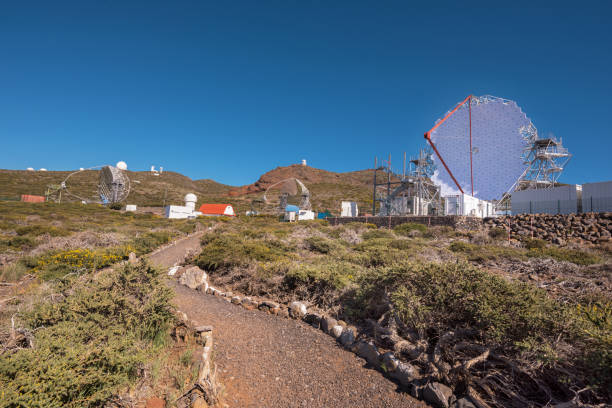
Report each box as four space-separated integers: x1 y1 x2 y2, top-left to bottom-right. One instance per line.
26 167 34 171
185 193 197 203
116 161 128 170
39 168 47 171
79 167 84 171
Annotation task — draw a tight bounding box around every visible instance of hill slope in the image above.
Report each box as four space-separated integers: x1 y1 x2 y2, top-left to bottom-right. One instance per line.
0 165 376 214
0 169 232 208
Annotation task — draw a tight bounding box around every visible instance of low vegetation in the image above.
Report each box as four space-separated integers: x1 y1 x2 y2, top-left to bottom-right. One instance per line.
449 239 602 265
0 262 175 407
0 202 211 406
194 216 611 405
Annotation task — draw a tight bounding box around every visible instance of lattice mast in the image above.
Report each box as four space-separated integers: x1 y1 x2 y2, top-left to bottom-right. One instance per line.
519 132 571 189
372 150 440 216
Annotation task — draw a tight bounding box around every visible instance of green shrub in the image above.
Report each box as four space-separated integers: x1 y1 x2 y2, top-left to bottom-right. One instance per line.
130 231 175 254
523 238 547 250
393 222 427 236
6 236 37 250
449 241 526 262
285 260 361 290
196 234 287 271
354 261 568 344
488 227 507 240
0 262 175 407
15 224 70 237
306 236 334 254
576 302 612 393
529 247 601 266
362 228 394 240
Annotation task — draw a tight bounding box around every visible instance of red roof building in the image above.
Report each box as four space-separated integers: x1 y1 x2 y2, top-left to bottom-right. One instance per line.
198 204 235 217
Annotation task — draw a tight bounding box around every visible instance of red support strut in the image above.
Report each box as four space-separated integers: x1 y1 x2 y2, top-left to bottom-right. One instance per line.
424 95 473 195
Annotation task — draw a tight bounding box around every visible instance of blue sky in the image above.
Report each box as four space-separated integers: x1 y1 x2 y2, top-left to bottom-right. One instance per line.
1 1 610 186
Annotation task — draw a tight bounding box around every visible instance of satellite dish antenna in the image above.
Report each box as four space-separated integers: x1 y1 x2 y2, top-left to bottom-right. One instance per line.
58 164 130 204
424 95 534 201
98 166 130 204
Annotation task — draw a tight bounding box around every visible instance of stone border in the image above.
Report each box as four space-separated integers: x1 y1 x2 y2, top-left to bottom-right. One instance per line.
174 266 477 408
174 310 221 408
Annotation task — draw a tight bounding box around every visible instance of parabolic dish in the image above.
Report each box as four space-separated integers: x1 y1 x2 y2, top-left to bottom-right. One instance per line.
428 95 534 201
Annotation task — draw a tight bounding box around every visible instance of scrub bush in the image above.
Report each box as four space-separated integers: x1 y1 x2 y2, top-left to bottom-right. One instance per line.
0 262 175 407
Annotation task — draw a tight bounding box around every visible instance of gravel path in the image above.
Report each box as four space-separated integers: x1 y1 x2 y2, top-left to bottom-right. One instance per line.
149 232 424 408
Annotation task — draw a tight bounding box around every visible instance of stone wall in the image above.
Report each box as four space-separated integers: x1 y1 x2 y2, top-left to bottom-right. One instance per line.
325 215 483 231
484 212 612 245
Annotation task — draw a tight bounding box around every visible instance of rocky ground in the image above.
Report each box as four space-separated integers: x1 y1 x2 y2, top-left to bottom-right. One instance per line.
485 212 612 246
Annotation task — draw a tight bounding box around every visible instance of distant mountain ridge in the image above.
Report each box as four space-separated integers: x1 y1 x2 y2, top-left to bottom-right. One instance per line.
0 165 376 214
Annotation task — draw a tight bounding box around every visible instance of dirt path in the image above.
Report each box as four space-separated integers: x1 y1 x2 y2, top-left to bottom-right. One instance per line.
148 233 424 408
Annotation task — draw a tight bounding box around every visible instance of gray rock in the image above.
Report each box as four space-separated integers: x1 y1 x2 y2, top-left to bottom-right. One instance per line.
289 301 307 318
260 300 279 309
390 361 419 387
194 325 213 333
128 252 138 265
196 282 208 293
381 352 399 372
179 266 208 290
320 316 337 334
452 397 476 408
241 297 258 309
330 325 343 338
355 341 380 366
303 313 321 329
338 328 355 348
423 382 454 408
231 296 242 305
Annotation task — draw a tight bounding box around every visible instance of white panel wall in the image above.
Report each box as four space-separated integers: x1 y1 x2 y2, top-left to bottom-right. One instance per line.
511 185 580 214
165 205 194 219
582 181 612 212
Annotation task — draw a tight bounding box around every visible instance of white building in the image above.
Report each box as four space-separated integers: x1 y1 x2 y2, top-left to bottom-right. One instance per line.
165 193 200 219
298 210 315 221
444 194 494 218
341 201 359 217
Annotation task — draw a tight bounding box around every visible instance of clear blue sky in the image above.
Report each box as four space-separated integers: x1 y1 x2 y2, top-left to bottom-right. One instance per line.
1 1 610 186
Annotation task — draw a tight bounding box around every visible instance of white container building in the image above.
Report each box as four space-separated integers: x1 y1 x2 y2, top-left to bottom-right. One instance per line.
511 185 581 215
444 194 494 218
341 201 359 217
582 181 612 213
298 210 315 221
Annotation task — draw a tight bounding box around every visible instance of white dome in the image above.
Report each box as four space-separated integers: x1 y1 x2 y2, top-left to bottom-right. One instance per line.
185 193 197 203
116 161 128 170
39 168 47 171
26 167 34 171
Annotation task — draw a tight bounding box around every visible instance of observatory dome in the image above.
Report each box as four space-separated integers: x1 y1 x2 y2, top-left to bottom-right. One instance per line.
116 161 128 170
39 168 47 171
26 167 34 171
185 193 197 203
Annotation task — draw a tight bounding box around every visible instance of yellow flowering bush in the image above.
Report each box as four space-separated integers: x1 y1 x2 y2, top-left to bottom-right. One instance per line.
30 246 135 280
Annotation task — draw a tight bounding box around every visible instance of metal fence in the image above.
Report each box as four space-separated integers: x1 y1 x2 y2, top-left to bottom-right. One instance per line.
512 196 612 214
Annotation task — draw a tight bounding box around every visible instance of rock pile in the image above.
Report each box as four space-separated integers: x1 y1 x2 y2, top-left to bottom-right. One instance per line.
484 212 612 245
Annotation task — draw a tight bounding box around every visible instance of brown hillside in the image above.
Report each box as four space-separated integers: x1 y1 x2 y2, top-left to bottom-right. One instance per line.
0 165 377 214
228 164 375 196
0 169 232 208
